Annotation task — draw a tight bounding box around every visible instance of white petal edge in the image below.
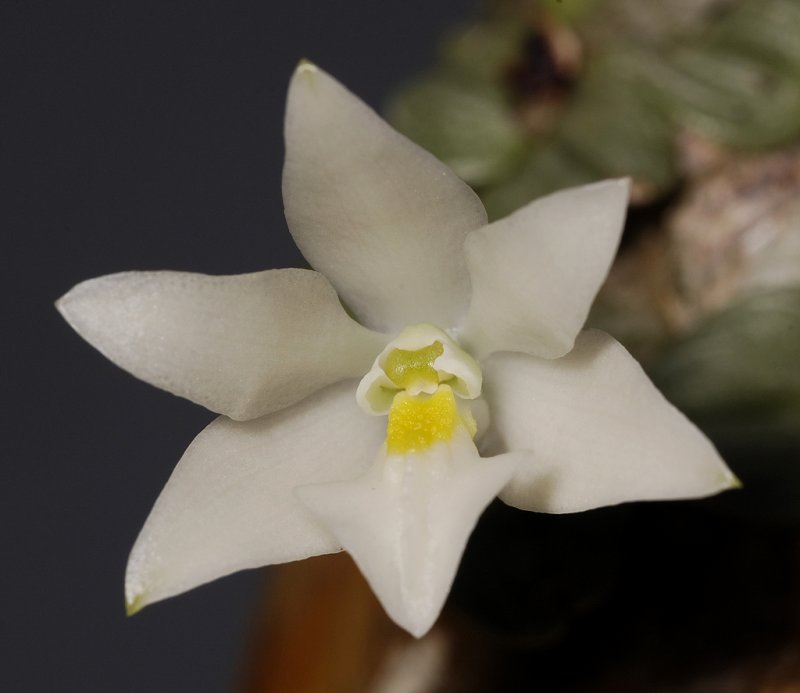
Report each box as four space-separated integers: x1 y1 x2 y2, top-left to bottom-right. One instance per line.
296 430 517 637
283 62 487 333
460 179 630 360
482 330 738 513
125 379 386 613
57 269 386 420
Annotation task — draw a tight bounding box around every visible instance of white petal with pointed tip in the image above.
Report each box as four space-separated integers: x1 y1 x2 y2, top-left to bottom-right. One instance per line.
296 431 517 637
283 63 487 332
57 269 386 420
482 330 737 513
461 180 630 360
125 380 385 612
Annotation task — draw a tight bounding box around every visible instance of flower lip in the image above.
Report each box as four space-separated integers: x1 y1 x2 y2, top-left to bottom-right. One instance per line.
386 384 475 455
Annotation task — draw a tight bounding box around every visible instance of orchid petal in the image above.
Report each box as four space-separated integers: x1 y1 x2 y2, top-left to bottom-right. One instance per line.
461 180 630 360
125 380 385 613
283 62 487 332
296 431 517 637
483 330 737 513
57 269 385 420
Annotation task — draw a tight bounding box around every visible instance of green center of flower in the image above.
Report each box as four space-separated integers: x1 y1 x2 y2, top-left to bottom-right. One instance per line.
356 324 484 455
383 340 445 392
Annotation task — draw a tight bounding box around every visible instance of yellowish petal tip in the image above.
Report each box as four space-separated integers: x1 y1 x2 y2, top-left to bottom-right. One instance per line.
125 593 146 617
727 473 743 490
295 59 318 76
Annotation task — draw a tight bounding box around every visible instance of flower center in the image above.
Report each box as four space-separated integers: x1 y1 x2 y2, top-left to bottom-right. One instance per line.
356 324 483 454
383 340 445 393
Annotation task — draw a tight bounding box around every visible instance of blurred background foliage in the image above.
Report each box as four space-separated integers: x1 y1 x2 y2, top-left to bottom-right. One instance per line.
389 0 800 209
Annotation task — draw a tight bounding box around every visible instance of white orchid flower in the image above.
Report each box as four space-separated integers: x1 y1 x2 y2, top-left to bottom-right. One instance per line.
56 62 737 638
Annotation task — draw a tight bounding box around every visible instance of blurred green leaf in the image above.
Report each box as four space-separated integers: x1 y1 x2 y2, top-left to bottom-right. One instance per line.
388 0 800 213
544 0 602 23
653 46 800 148
580 0 735 48
482 139 598 219
559 50 677 188
387 73 526 187
644 0 800 148
653 288 800 441
440 20 526 82
717 0 800 73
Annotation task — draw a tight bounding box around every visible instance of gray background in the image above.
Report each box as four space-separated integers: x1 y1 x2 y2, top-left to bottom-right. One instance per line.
2 1 475 690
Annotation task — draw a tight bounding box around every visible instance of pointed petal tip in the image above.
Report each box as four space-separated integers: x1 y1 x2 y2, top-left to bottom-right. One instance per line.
286 60 331 122
54 282 80 320
54 279 96 333
54 293 69 319
55 274 119 328
589 176 631 204
567 177 630 208
405 616 437 640
290 59 326 94
663 462 742 503
614 176 632 191
125 592 147 617
614 176 632 202
725 470 743 490
379 589 443 639
704 453 741 495
294 59 319 77
680 462 742 502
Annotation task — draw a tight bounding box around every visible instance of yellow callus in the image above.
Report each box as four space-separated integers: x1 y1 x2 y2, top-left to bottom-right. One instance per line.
386 384 476 455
